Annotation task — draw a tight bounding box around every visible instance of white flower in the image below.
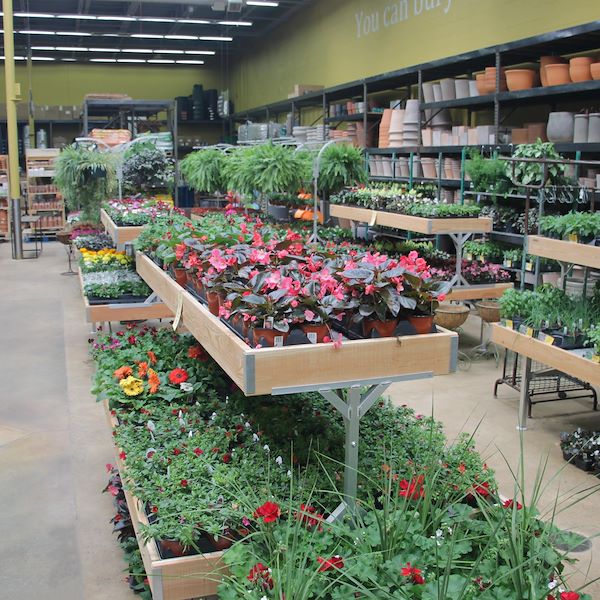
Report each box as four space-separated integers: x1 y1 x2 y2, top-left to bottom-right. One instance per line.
245 421 251 429
275 456 283 466
263 444 270 452
180 382 193 392
145 448 156 459
188 430 193 438
548 580 558 590
210 412 217 422
146 420 156 432
287 470 292 478
253 433 260 442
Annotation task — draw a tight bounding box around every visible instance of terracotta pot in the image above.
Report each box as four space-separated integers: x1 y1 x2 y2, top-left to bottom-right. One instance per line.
301 322 331 344
407 314 435 334
158 539 194 558
475 73 487 95
212 531 235 551
540 55 566 86
252 327 289 347
174 267 187 288
546 111 575 143
505 69 536 91
206 290 221 316
544 63 571 86
570 57 593 82
363 318 398 338
591 63 600 81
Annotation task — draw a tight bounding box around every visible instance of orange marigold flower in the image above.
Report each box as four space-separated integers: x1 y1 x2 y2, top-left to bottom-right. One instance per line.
187 345 208 361
147 350 157 364
138 361 149 378
148 369 160 394
114 366 133 380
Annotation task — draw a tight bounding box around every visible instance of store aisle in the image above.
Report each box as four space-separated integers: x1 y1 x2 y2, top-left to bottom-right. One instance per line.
0 242 133 600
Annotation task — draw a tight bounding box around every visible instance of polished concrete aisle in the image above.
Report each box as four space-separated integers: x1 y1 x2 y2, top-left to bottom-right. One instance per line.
0 241 598 598
0 242 133 600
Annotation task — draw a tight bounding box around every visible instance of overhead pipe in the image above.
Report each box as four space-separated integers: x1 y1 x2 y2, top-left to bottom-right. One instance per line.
3 0 23 259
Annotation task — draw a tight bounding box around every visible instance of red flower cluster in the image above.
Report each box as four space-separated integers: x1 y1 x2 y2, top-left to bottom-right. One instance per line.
466 481 492 501
502 498 523 510
247 562 274 590
296 504 324 529
317 555 344 572
253 501 281 524
399 475 425 500
401 562 425 585
168 368 189 385
188 345 208 361
553 593 580 600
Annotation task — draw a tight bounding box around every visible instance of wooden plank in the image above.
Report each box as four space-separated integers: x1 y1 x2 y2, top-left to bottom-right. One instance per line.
527 235 600 270
104 400 227 600
491 323 600 388
330 204 492 234
251 328 455 395
100 208 144 247
447 282 513 301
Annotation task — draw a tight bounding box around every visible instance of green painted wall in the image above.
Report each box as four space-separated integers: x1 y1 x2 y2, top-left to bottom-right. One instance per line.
0 63 221 105
230 0 600 111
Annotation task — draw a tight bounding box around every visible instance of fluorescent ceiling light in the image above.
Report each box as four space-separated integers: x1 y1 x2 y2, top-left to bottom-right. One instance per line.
31 46 54 50
56 46 89 51
218 20 252 26
61 58 77 61
131 33 164 39
176 60 205 65
90 58 117 63
58 31 92 36
117 59 145 63
154 49 182 54
183 19 211 24
88 47 121 52
97 16 136 21
165 35 197 40
137 17 176 23
122 48 153 53
18 30 55 35
0 56 25 60
14 12 53 18
185 50 216 55
199 36 232 41
147 59 175 64
247 1 279 5
31 56 55 61
55 15 98 20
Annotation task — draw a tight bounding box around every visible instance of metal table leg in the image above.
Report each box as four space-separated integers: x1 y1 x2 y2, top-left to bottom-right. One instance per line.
518 356 532 431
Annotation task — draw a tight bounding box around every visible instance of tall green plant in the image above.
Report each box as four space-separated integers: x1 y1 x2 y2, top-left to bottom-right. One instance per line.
318 144 367 195
53 145 117 222
179 148 226 194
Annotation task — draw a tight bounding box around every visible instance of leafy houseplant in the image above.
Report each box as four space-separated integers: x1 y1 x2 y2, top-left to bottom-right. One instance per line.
179 148 227 195
122 142 174 195
318 143 367 196
507 141 569 188
83 271 151 300
54 144 117 221
465 150 511 198
499 288 535 322
539 212 600 242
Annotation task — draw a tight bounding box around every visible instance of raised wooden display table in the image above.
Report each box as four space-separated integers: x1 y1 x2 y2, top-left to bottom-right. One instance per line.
103 401 227 600
136 253 458 396
527 235 600 269
79 268 172 332
491 323 599 429
330 204 493 234
100 208 144 249
446 282 513 301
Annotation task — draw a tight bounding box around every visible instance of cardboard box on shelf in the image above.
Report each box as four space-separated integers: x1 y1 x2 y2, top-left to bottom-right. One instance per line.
288 84 324 98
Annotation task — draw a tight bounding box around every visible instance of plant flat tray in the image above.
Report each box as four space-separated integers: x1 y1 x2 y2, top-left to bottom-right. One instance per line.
100 208 144 247
79 268 172 324
103 401 227 600
137 253 458 396
330 204 493 234
491 323 600 388
527 235 600 270
447 282 513 301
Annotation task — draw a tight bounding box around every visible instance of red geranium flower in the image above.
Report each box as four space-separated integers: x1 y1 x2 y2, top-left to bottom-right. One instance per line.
193 448 204 456
127 335 137 345
467 481 492 501
168 368 189 385
399 475 425 500
560 593 580 600
296 504 324 529
502 498 523 510
119 451 126 460
173 448 182 456
317 555 344 572
188 345 208 361
401 562 425 584
253 501 281 524
222 453 232 464
180 479 188 487
247 562 273 590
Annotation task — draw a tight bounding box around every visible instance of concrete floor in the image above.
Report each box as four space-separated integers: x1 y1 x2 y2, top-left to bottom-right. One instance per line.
0 241 598 598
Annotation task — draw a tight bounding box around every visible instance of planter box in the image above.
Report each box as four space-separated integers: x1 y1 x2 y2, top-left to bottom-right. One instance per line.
79 268 172 325
491 323 600 388
527 235 600 270
136 253 458 396
103 401 228 600
330 204 493 234
100 208 144 249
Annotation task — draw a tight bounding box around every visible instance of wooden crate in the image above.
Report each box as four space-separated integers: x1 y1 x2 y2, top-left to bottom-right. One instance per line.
136 253 458 396
104 401 228 600
79 268 172 324
330 204 493 234
491 323 600 388
101 208 144 248
527 235 600 270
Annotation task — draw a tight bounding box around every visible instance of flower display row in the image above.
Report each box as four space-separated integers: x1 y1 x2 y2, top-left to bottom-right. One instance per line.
135 213 451 346
95 325 589 600
103 197 182 227
72 232 114 251
82 271 151 303
79 248 133 273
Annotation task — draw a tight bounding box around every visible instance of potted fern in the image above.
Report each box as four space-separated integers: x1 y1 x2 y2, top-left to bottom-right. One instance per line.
318 143 367 196
179 148 226 197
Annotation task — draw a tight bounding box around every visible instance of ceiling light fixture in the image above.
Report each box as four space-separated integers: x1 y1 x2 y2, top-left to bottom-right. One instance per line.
164 34 197 40
155 49 182 54
185 50 216 55
147 59 175 64
116 58 145 63
61 58 77 61
131 33 164 39
55 46 89 51
97 16 136 21
88 47 121 52
122 48 154 53
90 58 117 63
57 31 92 36
13 12 53 18
176 60 205 65
18 30 55 35
55 15 98 20
31 56 55 61
31 45 54 50
199 36 233 41
218 20 252 26
246 1 279 5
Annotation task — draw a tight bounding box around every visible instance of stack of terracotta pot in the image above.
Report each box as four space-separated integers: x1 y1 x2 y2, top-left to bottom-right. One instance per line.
378 109 392 148
541 55 599 86
476 67 507 94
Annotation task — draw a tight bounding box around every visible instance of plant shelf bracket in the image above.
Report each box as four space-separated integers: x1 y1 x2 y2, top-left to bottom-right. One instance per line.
448 231 474 287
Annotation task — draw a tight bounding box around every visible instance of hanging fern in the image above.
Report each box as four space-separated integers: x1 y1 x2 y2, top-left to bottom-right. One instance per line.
180 148 226 194
318 143 367 195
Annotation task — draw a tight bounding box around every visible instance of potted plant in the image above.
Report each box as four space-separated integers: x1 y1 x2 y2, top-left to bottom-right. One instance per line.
122 141 174 196
179 148 227 196
403 276 452 334
498 288 535 327
54 144 117 222
507 141 570 188
465 150 512 198
318 143 367 197
585 326 600 362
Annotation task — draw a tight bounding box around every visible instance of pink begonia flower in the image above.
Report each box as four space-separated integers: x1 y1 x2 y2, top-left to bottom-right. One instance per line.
332 333 343 349
365 284 376 295
304 310 315 322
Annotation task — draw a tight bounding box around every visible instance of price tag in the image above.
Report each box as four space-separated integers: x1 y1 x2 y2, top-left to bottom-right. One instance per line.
466 253 473 261
368 212 377 227
501 319 514 330
525 262 533 272
478 254 485 263
172 293 184 331
518 324 534 337
537 332 555 345
504 260 512 268
307 332 318 344
273 335 285 347
568 233 578 243
592 355 600 364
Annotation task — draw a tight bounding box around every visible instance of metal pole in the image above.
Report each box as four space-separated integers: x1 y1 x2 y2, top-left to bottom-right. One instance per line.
3 0 23 259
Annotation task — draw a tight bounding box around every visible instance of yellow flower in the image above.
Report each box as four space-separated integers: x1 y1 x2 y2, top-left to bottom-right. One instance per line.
119 376 145 397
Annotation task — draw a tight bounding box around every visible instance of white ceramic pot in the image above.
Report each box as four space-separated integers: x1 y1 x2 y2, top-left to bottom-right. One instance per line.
381 158 393 178
412 156 423 178
546 111 574 143
573 114 589 144
432 84 443 102
588 113 600 143
389 109 405 134
404 99 420 123
469 80 479 97
440 78 456 100
422 82 435 104
455 79 470 99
